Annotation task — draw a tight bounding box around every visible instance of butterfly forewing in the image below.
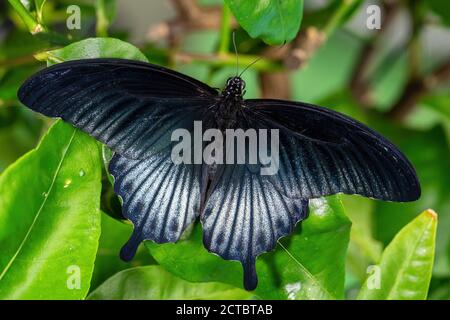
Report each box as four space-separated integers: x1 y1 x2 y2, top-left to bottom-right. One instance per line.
18 58 212 271
244 99 421 202
18 58 217 159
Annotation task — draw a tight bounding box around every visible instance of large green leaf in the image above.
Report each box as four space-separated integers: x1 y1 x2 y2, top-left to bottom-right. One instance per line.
88 266 253 300
225 0 303 45
0 37 148 299
358 210 437 300
41 38 148 221
0 120 102 299
89 212 155 291
147 195 351 299
42 37 148 65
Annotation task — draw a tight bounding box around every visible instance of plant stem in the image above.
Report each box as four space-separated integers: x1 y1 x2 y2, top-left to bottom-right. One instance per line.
408 0 425 79
218 3 231 55
96 0 110 37
323 0 362 38
0 99 13 107
34 0 47 24
175 52 282 72
0 54 37 68
8 0 46 34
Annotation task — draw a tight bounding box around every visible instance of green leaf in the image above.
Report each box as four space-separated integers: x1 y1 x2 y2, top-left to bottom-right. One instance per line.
342 195 382 282
225 0 303 45
0 36 147 299
89 212 155 292
370 51 408 111
427 0 450 26
7 0 44 34
88 266 253 300
0 29 48 59
428 278 450 300
358 210 437 300
420 94 450 140
0 106 43 172
39 38 148 221
301 0 358 31
290 30 362 103
41 37 149 65
34 0 47 24
100 145 125 221
147 195 351 299
0 120 102 299
0 66 41 101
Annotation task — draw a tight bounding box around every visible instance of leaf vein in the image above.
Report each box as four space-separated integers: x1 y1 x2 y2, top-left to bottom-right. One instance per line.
0 126 77 281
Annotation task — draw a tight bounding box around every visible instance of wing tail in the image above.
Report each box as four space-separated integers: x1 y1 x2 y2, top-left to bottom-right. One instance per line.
109 149 201 261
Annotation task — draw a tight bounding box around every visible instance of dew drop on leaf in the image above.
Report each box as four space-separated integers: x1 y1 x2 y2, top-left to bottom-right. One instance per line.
63 179 72 188
79 169 85 177
285 282 302 300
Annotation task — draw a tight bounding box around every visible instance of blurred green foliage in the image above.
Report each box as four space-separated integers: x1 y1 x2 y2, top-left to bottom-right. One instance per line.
0 0 449 300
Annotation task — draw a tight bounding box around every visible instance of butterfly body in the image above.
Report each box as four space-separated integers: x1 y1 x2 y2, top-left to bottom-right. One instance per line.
201 76 247 190
18 58 420 291
210 77 246 129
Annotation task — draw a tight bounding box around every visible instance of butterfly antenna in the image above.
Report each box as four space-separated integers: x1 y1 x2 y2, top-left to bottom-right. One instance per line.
238 41 287 77
238 56 263 77
232 30 239 76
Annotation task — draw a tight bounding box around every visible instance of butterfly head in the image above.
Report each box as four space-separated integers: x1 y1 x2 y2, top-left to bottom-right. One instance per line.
223 76 246 98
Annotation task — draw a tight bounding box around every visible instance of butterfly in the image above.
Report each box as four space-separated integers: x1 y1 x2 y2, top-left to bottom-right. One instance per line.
18 58 420 290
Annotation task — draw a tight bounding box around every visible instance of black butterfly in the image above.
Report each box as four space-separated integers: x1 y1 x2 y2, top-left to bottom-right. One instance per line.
18 58 420 290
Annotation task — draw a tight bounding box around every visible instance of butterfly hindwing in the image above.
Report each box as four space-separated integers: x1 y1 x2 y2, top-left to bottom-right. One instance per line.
18 58 217 159
202 163 309 290
109 146 201 261
200 97 420 290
